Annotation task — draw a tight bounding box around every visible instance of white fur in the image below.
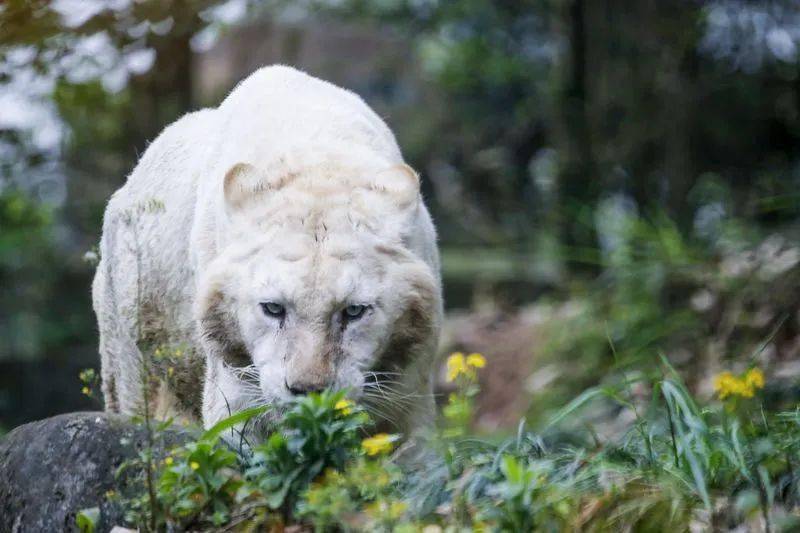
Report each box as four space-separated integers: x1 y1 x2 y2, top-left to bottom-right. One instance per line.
93 66 442 435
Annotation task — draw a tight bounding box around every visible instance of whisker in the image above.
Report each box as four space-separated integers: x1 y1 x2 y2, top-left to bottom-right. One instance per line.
361 391 435 418
363 370 404 378
362 403 401 428
363 381 428 394
363 379 432 397
363 386 412 408
361 391 419 414
362 383 436 402
363 389 414 400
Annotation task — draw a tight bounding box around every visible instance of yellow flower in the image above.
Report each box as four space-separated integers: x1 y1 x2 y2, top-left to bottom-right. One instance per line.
167 366 175 378
374 470 390 487
466 353 486 369
81 387 90 396
361 433 396 456
190 461 200 470
365 501 381 518
446 352 467 382
388 500 407 519
713 368 766 400
713 371 745 399
473 521 489 533
320 467 343 484
745 368 765 390
713 371 735 399
164 456 173 466
366 500 407 520
447 351 486 381
335 399 354 416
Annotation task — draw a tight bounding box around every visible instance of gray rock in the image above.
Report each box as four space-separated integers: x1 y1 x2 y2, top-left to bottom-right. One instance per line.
0 411 190 532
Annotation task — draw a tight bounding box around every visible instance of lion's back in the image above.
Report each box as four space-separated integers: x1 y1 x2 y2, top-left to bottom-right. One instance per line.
97 106 218 315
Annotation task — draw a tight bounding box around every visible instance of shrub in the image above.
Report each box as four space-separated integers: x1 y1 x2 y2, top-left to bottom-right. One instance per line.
89 350 800 532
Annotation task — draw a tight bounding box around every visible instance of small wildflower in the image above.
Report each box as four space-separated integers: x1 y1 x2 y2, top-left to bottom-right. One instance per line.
81 387 90 396
714 368 766 399
366 500 407 520
446 352 467 382
104 489 116 499
320 467 344 484
473 521 489 533
362 433 396 456
190 461 200 470
713 371 741 399
375 470 390 487
365 501 381 518
335 398 354 416
167 366 175 378
745 367 765 390
164 456 173 466
447 352 486 382
388 500 407 519
466 352 486 368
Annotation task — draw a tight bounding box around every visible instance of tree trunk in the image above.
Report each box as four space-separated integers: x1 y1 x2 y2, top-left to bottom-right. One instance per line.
556 0 600 275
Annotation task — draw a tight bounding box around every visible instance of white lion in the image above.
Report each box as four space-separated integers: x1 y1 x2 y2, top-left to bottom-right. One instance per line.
92 65 442 437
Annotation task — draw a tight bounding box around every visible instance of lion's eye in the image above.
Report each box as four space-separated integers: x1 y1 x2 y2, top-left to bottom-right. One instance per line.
343 304 367 320
260 302 286 318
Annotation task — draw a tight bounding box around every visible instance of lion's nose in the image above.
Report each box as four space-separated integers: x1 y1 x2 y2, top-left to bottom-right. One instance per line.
285 379 328 396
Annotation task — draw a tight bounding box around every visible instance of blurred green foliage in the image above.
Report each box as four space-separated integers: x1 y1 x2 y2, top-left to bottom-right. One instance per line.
529 208 800 427
313 0 800 256
0 189 67 358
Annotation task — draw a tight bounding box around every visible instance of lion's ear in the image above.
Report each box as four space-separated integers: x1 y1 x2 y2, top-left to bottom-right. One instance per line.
373 163 420 209
223 162 262 214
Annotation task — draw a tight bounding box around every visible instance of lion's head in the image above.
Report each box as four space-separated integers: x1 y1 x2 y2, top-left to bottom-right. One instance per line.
196 155 441 432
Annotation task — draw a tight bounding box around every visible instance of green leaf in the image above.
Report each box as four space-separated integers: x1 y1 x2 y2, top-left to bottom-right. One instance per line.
201 405 270 443
75 507 99 533
544 387 605 429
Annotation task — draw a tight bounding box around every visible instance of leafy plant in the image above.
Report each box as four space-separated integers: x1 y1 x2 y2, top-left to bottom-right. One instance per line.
157 440 242 528
75 507 99 533
244 390 369 513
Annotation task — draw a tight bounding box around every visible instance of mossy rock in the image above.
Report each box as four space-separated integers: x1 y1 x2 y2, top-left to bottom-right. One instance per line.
0 411 190 532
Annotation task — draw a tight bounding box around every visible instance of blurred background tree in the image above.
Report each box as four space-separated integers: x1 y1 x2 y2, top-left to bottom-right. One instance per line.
1 0 799 431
